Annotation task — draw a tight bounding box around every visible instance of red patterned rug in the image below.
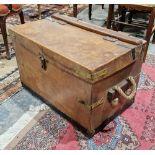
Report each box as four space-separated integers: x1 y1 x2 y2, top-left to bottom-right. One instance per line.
4 60 155 150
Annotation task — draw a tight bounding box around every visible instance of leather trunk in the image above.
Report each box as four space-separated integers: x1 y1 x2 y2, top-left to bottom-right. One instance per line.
9 14 147 134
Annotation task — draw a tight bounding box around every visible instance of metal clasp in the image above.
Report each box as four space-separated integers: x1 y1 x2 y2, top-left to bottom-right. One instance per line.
39 54 48 70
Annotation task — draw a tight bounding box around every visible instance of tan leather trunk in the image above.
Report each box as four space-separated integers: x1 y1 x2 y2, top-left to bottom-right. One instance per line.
9 14 146 134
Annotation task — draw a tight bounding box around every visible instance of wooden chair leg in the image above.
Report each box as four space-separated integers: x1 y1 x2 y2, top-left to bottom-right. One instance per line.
37 4 41 19
73 4 77 17
152 26 155 44
0 17 11 60
19 10 25 24
107 4 114 29
128 12 133 24
143 10 155 61
118 8 126 31
152 31 155 44
88 4 92 20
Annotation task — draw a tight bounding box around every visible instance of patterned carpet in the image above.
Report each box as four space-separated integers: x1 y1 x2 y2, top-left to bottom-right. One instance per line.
0 4 155 150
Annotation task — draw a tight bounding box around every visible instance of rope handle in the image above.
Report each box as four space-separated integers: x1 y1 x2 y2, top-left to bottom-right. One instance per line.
113 76 137 100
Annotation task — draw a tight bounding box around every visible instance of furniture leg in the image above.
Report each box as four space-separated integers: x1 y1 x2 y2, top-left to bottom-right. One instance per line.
107 4 114 29
19 10 25 24
88 4 92 20
0 17 11 60
143 9 155 61
118 8 126 31
37 4 41 19
128 12 133 24
102 5 104 9
73 4 77 17
152 31 155 44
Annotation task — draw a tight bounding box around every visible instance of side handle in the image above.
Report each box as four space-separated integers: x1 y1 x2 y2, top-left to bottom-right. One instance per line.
108 76 137 106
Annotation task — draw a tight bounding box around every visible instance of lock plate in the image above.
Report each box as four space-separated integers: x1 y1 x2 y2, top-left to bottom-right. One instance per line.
39 54 48 70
